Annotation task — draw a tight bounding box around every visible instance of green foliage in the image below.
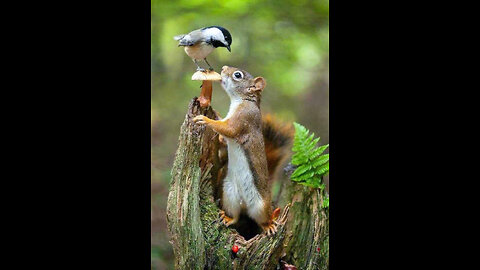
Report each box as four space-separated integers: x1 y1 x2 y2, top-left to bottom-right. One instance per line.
322 196 329 209
291 123 329 188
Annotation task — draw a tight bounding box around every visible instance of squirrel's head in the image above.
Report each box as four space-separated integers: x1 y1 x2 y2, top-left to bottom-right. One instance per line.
220 66 266 102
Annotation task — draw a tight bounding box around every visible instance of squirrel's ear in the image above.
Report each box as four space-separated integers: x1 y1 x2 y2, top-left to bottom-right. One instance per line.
253 77 266 92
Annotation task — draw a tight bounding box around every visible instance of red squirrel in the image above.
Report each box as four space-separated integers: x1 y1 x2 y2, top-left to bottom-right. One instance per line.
194 66 293 236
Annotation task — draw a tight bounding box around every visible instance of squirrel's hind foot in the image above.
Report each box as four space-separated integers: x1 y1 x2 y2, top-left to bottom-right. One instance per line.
272 207 281 221
261 207 282 236
262 222 278 236
219 210 237 227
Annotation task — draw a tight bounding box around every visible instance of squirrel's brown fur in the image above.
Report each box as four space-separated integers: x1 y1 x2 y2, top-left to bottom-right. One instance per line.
262 114 294 181
194 66 293 236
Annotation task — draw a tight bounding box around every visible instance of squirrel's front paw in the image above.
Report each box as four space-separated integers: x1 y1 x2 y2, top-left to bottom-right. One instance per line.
193 115 207 125
218 134 226 145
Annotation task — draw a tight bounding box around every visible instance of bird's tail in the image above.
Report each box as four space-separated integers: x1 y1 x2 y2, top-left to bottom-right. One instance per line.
173 34 185 41
174 35 194 46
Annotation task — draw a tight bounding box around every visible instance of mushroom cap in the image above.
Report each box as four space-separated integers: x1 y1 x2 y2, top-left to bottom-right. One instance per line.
191 70 221 81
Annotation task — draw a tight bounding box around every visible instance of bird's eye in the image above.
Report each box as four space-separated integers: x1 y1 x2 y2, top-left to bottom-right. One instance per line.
233 71 243 81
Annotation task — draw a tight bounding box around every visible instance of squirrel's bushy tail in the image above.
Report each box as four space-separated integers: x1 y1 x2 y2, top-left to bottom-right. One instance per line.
262 114 294 181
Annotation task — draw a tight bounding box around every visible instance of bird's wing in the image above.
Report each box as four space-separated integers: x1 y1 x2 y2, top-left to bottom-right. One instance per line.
177 38 195 46
174 34 195 46
175 29 204 46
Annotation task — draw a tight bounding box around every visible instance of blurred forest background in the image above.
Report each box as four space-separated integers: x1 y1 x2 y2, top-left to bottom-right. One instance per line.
151 0 328 268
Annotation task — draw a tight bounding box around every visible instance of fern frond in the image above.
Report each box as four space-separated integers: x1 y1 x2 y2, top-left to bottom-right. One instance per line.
291 123 329 188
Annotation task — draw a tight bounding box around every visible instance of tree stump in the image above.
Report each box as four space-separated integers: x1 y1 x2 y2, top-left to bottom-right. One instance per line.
166 98 329 269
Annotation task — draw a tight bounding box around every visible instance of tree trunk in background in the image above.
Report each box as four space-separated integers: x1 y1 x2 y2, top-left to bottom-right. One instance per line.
167 98 329 269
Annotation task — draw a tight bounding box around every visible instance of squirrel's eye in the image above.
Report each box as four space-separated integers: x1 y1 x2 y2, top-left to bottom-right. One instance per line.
233 71 243 81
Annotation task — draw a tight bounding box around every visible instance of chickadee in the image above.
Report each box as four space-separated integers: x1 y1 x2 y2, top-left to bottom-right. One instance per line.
174 26 232 72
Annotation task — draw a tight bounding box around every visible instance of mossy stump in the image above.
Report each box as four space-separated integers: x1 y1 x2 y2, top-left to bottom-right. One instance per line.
166 98 329 269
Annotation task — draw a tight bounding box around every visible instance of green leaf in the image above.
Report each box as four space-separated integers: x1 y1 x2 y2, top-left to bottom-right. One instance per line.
316 162 329 176
291 154 309 165
305 176 322 187
312 154 329 168
310 144 329 160
297 179 320 188
291 164 311 178
290 122 330 189
319 183 325 190
300 170 315 180
293 170 315 182
322 196 329 208
306 136 320 151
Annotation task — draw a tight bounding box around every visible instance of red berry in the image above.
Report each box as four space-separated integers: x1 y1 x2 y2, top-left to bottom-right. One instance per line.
317 247 321 252
232 245 239 253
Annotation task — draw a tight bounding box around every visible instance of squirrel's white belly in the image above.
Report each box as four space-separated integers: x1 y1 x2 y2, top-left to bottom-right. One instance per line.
222 139 265 219
184 43 215 60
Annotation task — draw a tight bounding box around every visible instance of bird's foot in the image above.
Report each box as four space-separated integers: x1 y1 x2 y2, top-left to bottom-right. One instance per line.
196 67 207 72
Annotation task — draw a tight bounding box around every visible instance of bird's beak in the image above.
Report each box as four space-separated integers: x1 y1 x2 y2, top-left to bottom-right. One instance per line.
226 45 231 52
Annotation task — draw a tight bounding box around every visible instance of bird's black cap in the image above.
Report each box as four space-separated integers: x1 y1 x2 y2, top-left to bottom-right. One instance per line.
203 26 232 47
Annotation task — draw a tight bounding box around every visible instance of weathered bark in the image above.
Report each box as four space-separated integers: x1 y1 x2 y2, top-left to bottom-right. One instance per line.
280 180 329 270
166 98 328 269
